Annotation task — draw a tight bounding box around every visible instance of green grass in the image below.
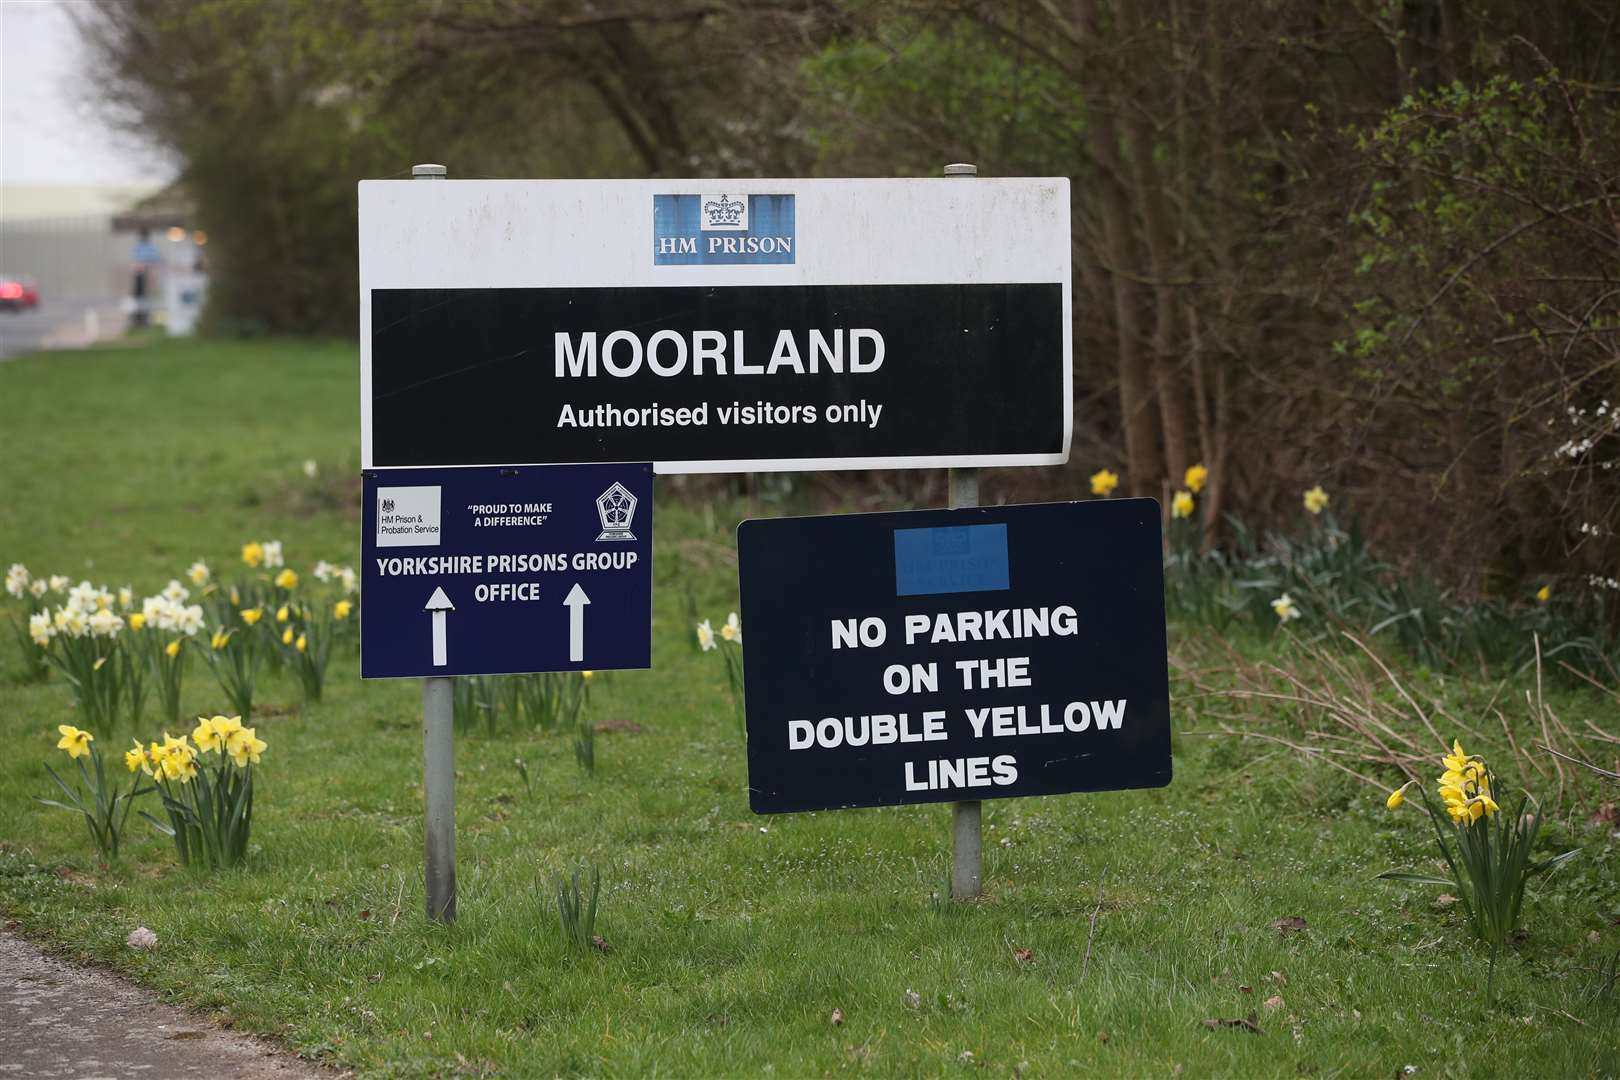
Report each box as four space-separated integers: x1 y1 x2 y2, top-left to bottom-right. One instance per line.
2 338 1618 1077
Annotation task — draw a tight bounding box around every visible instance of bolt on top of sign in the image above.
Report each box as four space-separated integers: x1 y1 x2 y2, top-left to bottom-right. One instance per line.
358 178 1071 474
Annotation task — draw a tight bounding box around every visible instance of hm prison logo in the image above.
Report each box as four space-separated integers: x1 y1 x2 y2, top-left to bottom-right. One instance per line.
379 497 395 514
595 482 638 542
653 193 795 265
703 194 746 230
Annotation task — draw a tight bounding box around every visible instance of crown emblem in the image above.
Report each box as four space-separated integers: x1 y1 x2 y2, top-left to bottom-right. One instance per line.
595 483 637 542
702 194 745 227
380 497 395 514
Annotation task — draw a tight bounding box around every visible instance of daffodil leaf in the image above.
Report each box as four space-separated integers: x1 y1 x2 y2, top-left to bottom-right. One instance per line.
1528 849 1580 875
1376 872 1455 887
138 809 176 836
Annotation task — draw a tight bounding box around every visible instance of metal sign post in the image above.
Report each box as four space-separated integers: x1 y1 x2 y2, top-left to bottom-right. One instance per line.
944 162 982 900
412 161 456 924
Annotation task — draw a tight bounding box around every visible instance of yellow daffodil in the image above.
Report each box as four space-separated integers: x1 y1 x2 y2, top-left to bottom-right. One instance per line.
1171 491 1195 519
1442 739 1477 775
242 542 265 568
581 670 594 681
192 716 223 752
333 599 353 620
276 604 290 623
1303 485 1330 515
295 633 307 652
1536 585 1550 603
1386 781 1415 809
165 639 181 658
274 568 298 590
229 586 240 607
56 724 93 759
129 612 147 631
226 726 266 768
1184 463 1209 494
240 607 263 626
1089 468 1120 497
282 626 294 646
126 739 151 775
696 619 716 652
211 628 232 650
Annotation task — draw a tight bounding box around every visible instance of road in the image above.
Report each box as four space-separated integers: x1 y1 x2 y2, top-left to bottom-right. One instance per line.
0 929 341 1078
0 293 125 360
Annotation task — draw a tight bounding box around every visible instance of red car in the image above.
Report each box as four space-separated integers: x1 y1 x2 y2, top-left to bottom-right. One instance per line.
0 274 40 312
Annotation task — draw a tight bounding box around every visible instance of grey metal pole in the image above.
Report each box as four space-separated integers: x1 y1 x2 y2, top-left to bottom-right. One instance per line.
944 162 983 901
413 161 456 923
422 675 456 922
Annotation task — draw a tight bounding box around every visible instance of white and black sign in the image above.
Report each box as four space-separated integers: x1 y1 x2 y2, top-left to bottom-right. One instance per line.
736 501 1171 813
359 179 1071 474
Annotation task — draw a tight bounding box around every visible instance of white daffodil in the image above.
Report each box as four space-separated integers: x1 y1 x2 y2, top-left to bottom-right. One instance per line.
696 619 716 652
262 540 284 569
1271 593 1300 622
67 581 101 612
187 560 211 587
313 560 335 583
4 563 28 598
162 579 190 603
88 607 125 638
28 611 53 645
55 606 89 638
177 604 207 636
721 611 742 644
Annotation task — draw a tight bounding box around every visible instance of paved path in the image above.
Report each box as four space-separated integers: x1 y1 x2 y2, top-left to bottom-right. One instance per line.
1 930 339 1079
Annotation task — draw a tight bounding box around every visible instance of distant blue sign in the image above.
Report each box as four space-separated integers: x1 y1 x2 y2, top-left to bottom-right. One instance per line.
653 193 795 265
361 464 653 679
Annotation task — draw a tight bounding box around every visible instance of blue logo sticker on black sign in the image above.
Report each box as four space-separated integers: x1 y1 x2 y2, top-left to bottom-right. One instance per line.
653 194 795 265
894 524 1010 596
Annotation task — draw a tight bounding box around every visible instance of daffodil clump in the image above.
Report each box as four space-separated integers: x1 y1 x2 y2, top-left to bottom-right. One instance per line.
202 544 358 708
698 612 745 733
33 579 133 729
37 724 152 862
135 715 267 870
6 566 213 728
5 563 52 682
1381 740 1578 997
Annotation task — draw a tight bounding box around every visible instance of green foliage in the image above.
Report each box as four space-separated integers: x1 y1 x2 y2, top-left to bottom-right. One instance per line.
572 714 596 777
36 742 152 863
453 672 589 735
1381 770 1579 999
554 864 601 951
1165 504 1616 677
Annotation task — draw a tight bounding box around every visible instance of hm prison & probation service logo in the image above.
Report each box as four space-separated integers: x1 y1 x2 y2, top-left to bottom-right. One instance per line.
653 193 795 265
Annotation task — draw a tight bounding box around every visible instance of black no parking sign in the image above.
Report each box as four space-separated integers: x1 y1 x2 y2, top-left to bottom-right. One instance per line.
737 500 1171 814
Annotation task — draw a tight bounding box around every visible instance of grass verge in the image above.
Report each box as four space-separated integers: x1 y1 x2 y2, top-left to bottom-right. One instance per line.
2 338 1618 1076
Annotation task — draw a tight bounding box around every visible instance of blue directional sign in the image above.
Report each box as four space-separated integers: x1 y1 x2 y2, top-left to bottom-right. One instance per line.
361 464 652 679
737 499 1170 813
